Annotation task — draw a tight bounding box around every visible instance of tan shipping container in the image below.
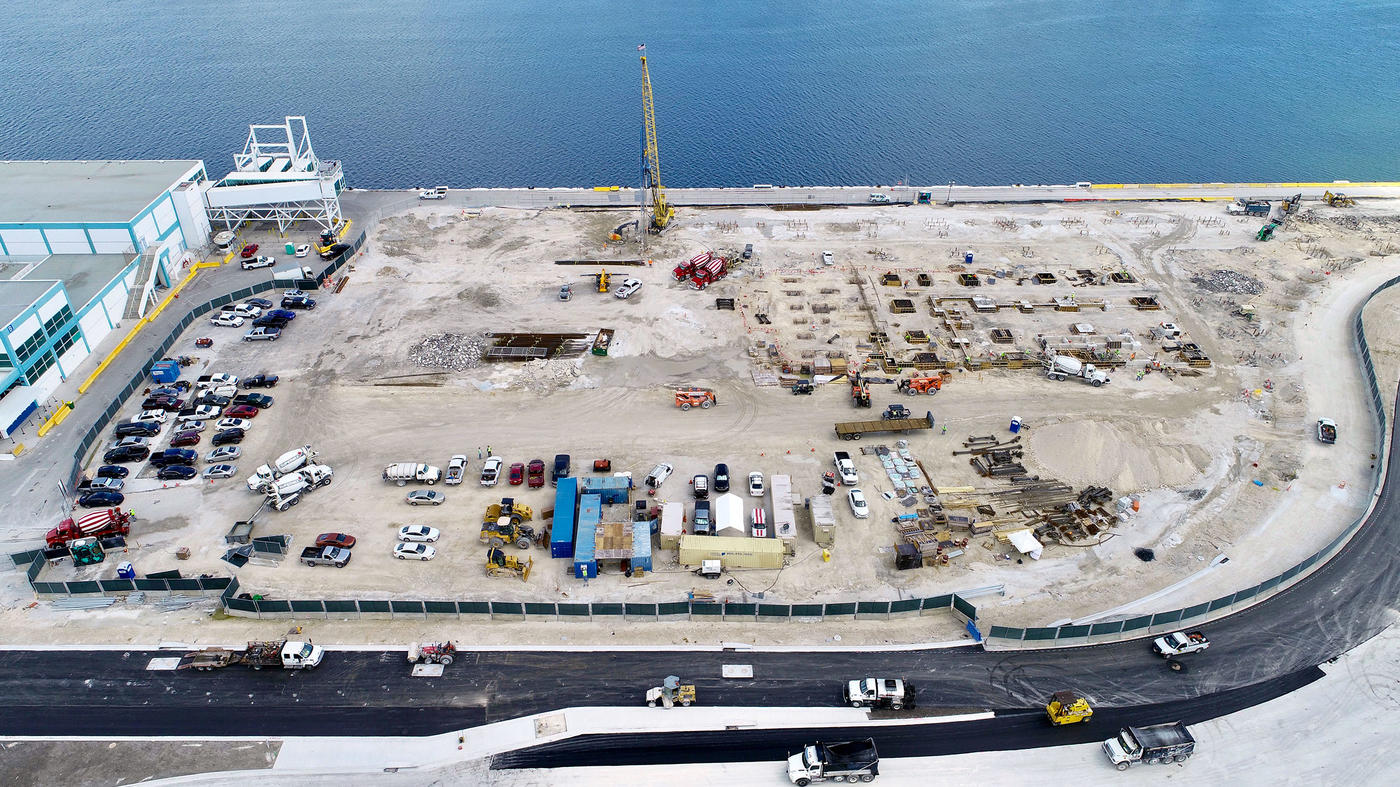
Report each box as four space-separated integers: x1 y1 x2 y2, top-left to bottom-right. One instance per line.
678 535 785 570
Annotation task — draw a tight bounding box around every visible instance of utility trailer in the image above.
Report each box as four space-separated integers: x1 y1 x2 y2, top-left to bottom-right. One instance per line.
834 409 933 440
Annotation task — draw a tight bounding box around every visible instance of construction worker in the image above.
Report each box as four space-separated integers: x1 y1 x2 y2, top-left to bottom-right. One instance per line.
486 445 493 458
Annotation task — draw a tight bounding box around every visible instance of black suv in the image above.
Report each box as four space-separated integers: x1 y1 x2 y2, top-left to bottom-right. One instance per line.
253 314 291 329
240 374 279 389
194 393 231 407
693 500 713 536
714 463 730 493
232 393 274 408
281 295 317 310
103 445 150 464
114 421 161 438
148 448 197 468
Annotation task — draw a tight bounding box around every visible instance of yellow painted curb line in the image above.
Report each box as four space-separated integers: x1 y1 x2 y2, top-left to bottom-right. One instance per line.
36 401 75 437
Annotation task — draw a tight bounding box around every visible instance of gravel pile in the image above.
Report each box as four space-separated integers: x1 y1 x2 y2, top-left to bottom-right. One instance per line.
408 333 485 371
1191 269 1263 295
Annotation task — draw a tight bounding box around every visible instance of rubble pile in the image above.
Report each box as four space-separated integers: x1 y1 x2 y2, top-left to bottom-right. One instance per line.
408 333 485 371
517 359 583 395
1191 269 1263 295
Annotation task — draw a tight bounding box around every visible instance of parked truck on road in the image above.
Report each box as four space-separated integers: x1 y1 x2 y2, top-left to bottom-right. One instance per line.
1317 418 1337 444
1045 355 1110 387
299 545 352 568
178 638 324 671
832 452 858 485
46 508 133 549
787 738 879 785
1102 722 1195 770
1151 630 1210 657
843 677 915 710
383 462 442 486
273 265 314 284
835 409 933 441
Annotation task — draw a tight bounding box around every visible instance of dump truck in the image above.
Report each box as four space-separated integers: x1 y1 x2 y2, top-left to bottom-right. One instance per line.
1152 630 1210 657
299 545 352 568
1045 355 1109 387
178 638 324 671
382 462 441 486
1226 198 1271 216
1102 722 1195 770
832 451 859 485
46 508 133 549
1046 691 1093 726
843 677 915 709
787 739 879 785
1317 418 1337 444
835 409 933 441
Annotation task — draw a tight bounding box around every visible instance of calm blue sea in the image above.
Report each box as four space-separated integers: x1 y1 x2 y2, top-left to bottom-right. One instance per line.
2 0 1398 187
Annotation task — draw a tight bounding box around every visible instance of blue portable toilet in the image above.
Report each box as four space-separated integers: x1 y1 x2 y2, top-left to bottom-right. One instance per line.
117 561 135 579
1010 416 1022 433
964 252 974 265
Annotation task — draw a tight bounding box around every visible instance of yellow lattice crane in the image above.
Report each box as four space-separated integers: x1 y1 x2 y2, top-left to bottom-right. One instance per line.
640 52 674 232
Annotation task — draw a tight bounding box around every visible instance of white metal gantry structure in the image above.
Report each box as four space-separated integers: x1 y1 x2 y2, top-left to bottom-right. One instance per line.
204 116 345 234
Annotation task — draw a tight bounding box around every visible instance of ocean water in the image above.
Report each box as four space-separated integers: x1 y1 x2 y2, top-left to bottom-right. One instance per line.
2 0 1398 187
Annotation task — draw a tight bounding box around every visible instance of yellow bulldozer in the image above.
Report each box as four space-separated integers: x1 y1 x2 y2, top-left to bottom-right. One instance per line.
1045 691 1093 726
486 547 533 581
1323 190 1356 207
480 499 537 548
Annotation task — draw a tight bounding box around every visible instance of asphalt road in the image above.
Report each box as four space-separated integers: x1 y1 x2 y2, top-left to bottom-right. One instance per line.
1 187 1397 756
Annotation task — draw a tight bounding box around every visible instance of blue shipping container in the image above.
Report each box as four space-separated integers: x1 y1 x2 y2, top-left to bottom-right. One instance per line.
549 477 579 559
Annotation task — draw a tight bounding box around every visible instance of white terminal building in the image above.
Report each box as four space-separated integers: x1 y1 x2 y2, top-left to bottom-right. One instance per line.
0 117 343 437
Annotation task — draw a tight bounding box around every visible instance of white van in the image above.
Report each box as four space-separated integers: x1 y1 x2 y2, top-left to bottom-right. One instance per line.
419 186 448 200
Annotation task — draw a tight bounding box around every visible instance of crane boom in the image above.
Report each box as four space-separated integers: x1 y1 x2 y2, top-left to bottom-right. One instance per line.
640 54 674 231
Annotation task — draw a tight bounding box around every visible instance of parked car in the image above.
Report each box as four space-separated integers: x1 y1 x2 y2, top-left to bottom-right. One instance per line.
240 374 279 389
132 409 167 424
96 465 130 479
202 463 238 479
748 471 765 497
559 284 572 301
848 489 869 519
445 454 468 485
222 303 262 318
78 491 125 508
113 436 150 449
208 315 241 331
714 463 730 493
103 445 150 464
398 524 441 543
205 446 241 463
216 417 252 431
265 308 296 322
244 326 281 342
479 456 503 486
508 462 525 485
692 474 709 499
232 393 274 408
178 405 221 420
693 500 713 535
295 244 310 258
406 489 445 506
194 394 231 408
252 315 290 329
82 477 125 492
114 421 160 438
141 395 183 410
225 404 259 419
551 454 570 487
173 419 206 433
170 430 201 447
211 428 245 446
394 543 436 561
149 448 197 468
148 385 184 398
157 465 198 481
244 297 274 309
614 278 643 299
821 250 834 265
239 243 259 258
281 294 317 310
527 458 546 488
316 533 357 548
645 463 674 488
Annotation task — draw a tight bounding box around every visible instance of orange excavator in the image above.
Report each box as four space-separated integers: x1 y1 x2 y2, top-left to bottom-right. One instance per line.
898 375 946 395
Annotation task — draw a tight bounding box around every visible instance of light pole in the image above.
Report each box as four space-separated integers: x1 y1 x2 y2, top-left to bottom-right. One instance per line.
946 181 955 205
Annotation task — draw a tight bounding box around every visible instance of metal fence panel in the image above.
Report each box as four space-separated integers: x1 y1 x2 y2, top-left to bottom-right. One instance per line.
324 600 357 614
625 603 657 617
823 602 857 617
951 594 978 621
657 601 689 616
691 603 721 616
1089 621 1124 637
889 598 921 615
491 601 523 616
66 581 102 594
167 578 201 592
790 603 823 617
358 600 390 613
591 603 624 617
856 601 888 615
1057 624 1091 639
1023 627 1058 641
99 579 135 593
424 601 457 615
256 600 291 614
290 600 325 613
1121 615 1153 632
725 602 757 616
987 625 1024 642
225 596 257 613
523 602 556 617
391 600 425 615
557 603 589 617
1151 610 1184 627
458 601 489 615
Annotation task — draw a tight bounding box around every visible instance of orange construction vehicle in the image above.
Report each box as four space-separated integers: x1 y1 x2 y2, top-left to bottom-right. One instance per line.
850 374 872 408
897 375 945 395
675 388 717 411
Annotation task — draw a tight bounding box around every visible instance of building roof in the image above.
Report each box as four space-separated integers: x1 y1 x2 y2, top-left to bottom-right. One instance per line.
23 254 136 312
0 280 60 329
0 160 201 224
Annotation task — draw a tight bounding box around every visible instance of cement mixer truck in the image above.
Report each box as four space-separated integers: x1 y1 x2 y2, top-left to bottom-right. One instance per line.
1045 355 1110 387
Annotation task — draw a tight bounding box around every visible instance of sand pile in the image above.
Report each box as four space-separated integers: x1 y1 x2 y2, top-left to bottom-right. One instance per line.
1026 420 1212 492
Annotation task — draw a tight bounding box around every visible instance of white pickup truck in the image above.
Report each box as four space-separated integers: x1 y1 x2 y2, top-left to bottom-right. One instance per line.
832 451 858 485
842 677 915 710
1152 631 1210 657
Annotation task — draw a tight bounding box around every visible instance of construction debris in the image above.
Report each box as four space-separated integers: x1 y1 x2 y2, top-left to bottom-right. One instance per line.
408 333 486 371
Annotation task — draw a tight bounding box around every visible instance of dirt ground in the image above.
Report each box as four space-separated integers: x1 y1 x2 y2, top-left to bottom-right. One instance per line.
24 198 1400 643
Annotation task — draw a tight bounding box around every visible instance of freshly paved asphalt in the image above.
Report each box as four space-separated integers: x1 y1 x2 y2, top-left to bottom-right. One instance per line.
1 188 1397 760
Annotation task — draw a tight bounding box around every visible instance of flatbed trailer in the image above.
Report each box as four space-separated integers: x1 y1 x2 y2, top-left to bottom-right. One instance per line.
835 411 933 440
177 639 324 671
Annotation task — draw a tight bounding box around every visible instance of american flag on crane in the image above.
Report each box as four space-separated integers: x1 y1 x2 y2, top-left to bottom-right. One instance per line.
637 44 646 51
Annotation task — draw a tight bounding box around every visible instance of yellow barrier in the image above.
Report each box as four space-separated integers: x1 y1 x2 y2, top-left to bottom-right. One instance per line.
36 401 75 437
337 220 353 240
220 249 234 264
1090 184 1123 189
